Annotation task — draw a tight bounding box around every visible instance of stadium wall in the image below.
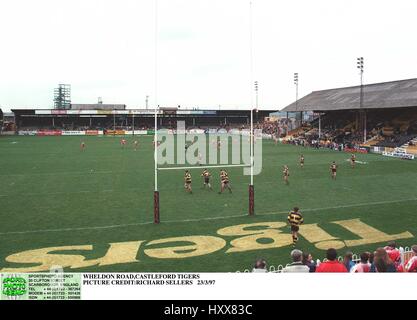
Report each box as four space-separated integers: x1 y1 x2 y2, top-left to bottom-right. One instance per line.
14 129 274 139
17 130 105 136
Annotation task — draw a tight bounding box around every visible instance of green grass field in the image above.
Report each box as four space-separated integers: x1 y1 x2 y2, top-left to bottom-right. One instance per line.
0 135 416 272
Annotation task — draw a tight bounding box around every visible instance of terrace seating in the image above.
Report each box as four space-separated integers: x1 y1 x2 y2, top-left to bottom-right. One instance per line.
362 135 384 147
375 134 416 148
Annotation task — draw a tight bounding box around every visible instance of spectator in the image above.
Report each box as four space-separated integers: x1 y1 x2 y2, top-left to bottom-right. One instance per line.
368 251 374 265
302 252 317 273
282 250 310 273
316 248 348 273
384 241 401 267
370 248 396 272
350 252 371 273
252 258 268 273
343 251 355 272
404 245 417 272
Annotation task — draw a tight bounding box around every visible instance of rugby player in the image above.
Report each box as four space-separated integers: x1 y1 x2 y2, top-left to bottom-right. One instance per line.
300 155 305 168
184 170 192 194
288 207 304 247
201 169 212 190
330 161 337 179
350 153 356 168
283 165 290 185
219 169 232 194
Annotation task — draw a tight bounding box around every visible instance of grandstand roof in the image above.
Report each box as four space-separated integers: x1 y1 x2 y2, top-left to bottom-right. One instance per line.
71 104 126 110
281 78 417 112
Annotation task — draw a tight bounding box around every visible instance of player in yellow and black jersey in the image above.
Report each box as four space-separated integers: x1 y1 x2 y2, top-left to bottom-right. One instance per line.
330 161 338 179
283 165 290 185
219 169 232 194
201 169 213 190
300 155 305 168
287 207 304 246
184 170 192 194
350 154 356 169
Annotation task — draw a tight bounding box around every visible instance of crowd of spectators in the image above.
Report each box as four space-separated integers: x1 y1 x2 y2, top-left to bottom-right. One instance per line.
253 118 295 136
284 134 348 152
252 242 417 273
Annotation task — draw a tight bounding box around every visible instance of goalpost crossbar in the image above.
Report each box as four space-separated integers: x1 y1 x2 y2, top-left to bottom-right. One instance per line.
157 164 250 171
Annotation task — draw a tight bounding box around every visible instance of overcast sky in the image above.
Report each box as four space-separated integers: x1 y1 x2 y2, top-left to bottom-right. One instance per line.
1 0 417 112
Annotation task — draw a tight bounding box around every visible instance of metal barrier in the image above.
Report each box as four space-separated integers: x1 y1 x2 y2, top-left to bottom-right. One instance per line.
239 246 415 273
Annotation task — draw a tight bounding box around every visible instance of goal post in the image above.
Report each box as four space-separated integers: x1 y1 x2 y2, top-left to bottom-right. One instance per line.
153 0 160 224
152 0 256 223
249 184 255 216
248 0 255 217
153 106 159 223
154 190 160 224
249 106 255 216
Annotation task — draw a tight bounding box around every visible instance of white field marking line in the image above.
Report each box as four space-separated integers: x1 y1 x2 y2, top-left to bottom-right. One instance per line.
0 164 249 177
1 169 416 198
1 197 417 236
158 164 250 171
257 197 417 216
0 190 114 198
0 170 117 177
345 159 368 164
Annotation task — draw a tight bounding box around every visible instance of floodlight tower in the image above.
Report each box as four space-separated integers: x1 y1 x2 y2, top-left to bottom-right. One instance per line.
357 57 366 143
294 73 300 127
54 84 71 109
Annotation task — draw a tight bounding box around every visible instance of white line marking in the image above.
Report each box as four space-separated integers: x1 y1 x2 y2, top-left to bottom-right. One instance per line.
0 170 415 198
345 159 368 164
0 197 416 236
0 190 110 198
158 164 250 171
0 170 117 177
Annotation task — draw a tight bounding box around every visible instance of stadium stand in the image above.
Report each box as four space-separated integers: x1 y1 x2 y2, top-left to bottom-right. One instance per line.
375 134 417 148
281 78 417 151
12 108 275 132
0 110 16 134
6 78 417 156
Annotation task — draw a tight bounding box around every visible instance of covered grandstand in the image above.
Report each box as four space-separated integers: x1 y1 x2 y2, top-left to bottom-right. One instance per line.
0 109 16 134
281 78 417 154
12 106 275 134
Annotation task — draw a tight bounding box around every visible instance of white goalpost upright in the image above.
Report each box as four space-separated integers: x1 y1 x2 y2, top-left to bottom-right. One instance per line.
154 105 159 223
249 106 255 216
154 0 160 224
248 0 255 216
